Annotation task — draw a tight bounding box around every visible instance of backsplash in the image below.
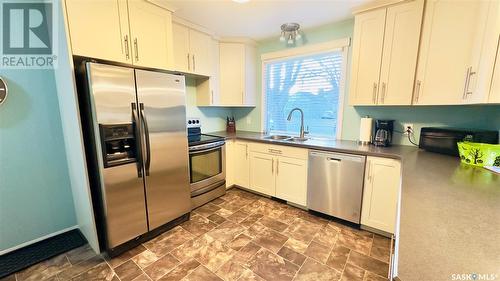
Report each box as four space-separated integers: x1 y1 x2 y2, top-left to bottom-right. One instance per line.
185 78 232 133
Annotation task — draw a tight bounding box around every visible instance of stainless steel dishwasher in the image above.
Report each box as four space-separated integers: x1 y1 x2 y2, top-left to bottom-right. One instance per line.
307 150 366 223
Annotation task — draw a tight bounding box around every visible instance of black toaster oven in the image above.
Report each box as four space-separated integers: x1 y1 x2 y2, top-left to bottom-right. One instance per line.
419 127 499 156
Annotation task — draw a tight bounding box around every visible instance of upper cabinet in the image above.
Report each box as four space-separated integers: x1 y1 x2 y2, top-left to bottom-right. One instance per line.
219 42 256 106
127 0 174 70
65 0 130 63
414 0 494 105
350 0 423 106
490 44 500 103
349 9 386 105
65 0 174 70
172 22 212 76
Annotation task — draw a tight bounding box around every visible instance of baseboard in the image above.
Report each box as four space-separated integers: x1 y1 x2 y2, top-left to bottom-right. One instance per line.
0 225 79 256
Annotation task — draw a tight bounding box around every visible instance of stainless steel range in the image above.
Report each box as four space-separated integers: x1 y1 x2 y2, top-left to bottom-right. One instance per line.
187 118 226 208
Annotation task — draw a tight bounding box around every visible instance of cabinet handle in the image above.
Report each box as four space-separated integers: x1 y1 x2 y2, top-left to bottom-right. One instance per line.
268 148 282 154
193 54 196 71
388 234 395 279
124 35 130 60
272 158 274 174
414 80 421 103
187 54 190 70
245 144 248 159
372 82 378 104
462 66 476 99
133 38 139 61
211 90 214 104
276 159 279 175
381 82 386 104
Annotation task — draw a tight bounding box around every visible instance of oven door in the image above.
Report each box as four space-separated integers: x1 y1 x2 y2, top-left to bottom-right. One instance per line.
189 141 226 194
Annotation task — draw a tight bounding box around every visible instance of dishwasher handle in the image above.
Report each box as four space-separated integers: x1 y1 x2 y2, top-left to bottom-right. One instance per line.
309 151 365 163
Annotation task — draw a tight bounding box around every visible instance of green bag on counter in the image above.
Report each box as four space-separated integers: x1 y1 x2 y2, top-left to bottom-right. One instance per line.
457 142 500 167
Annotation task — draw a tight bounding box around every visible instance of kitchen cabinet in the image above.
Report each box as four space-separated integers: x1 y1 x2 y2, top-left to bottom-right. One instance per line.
275 156 307 206
379 0 424 105
232 141 250 188
196 39 221 106
349 9 386 105
225 140 234 187
248 142 308 206
127 0 174 70
361 156 401 234
65 0 130 63
249 152 276 196
219 42 256 107
172 22 212 76
490 44 500 103
65 0 174 70
349 0 423 106
413 0 492 105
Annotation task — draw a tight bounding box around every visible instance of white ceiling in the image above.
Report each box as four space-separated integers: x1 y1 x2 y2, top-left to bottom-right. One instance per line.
162 0 371 40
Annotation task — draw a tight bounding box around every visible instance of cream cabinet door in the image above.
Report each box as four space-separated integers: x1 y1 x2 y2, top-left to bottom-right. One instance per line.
225 140 234 188
219 43 244 105
65 0 130 63
378 0 424 105
189 29 212 76
127 0 174 70
414 0 491 105
275 156 307 206
233 141 249 188
361 157 401 234
249 152 275 196
349 9 386 105
172 23 190 72
490 44 500 103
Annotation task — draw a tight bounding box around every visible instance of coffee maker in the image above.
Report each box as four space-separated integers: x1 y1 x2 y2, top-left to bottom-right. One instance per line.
373 120 394 147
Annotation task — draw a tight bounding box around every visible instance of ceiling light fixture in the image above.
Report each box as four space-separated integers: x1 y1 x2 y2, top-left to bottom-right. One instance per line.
232 0 250 3
280 23 301 45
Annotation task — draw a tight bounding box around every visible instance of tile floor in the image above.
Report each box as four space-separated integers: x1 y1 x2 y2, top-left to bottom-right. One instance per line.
2 188 390 281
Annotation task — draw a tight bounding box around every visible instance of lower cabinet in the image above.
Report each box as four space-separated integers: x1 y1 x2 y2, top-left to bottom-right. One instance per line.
249 152 275 196
248 142 308 206
361 156 401 234
275 156 308 206
227 140 249 188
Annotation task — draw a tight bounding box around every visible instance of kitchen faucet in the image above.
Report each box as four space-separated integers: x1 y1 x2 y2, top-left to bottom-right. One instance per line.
287 107 307 139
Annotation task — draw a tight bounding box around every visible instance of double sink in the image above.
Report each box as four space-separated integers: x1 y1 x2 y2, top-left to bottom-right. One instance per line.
263 135 309 143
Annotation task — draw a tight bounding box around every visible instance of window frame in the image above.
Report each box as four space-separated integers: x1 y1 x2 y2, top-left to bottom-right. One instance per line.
260 38 350 140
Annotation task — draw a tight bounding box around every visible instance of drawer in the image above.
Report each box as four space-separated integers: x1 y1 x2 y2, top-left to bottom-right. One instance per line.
249 142 308 160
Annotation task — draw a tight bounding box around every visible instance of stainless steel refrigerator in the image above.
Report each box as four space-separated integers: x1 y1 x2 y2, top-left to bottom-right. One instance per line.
81 62 191 254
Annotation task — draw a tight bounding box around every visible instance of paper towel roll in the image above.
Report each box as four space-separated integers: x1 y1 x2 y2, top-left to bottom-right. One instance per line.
359 117 373 143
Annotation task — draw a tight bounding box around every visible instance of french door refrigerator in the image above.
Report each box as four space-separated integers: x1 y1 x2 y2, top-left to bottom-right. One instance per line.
79 62 191 255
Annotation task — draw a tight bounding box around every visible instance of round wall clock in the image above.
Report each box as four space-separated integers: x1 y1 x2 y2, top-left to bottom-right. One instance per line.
0 77 7 105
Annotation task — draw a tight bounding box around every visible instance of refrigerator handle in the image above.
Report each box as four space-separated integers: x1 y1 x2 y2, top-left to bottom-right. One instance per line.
139 103 151 176
131 103 142 178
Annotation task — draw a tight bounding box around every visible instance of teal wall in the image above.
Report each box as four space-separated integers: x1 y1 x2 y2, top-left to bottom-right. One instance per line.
185 78 232 132
0 69 77 251
231 19 500 145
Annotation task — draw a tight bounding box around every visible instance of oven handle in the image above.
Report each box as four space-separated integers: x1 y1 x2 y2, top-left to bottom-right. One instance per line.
189 141 225 154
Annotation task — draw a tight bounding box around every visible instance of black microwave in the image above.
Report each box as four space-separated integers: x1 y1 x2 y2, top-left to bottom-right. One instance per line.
419 127 499 156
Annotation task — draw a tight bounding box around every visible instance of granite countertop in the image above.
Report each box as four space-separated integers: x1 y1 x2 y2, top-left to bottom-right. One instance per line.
209 130 500 280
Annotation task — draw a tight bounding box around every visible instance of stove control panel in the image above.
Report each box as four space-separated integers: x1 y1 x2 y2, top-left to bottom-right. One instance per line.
187 118 200 129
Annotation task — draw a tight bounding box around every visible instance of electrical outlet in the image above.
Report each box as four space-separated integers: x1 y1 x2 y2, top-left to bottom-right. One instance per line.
403 123 414 135
246 116 251 125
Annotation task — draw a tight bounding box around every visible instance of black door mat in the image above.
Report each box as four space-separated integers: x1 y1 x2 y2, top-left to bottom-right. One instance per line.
0 229 87 278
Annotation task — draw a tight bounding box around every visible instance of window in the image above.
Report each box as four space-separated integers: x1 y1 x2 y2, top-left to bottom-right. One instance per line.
263 42 347 139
